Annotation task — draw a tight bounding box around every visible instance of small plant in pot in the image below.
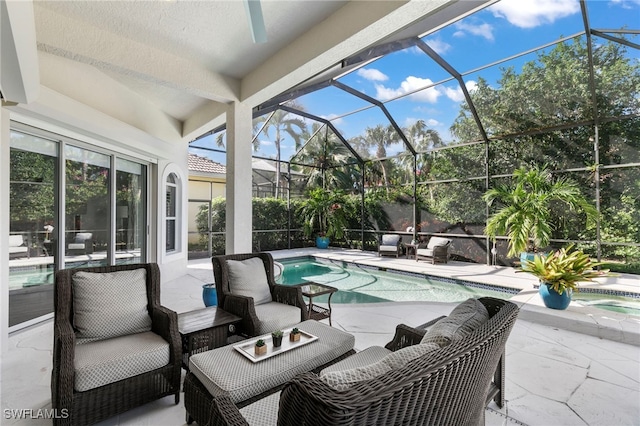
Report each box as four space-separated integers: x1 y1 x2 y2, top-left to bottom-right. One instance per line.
271 330 283 348
289 327 301 342
254 339 267 355
299 187 348 249
518 244 611 310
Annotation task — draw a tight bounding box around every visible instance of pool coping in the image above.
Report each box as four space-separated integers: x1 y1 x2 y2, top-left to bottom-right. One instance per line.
273 249 640 346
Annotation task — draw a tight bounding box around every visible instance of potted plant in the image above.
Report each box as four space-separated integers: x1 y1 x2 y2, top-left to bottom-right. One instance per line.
289 327 301 342
254 339 267 355
271 330 283 348
483 164 597 265
518 244 610 310
299 187 348 249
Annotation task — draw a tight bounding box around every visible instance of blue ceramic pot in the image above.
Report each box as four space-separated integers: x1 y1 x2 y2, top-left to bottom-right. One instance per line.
539 282 571 310
520 252 536 268
202 284 217 307
316 236 330 249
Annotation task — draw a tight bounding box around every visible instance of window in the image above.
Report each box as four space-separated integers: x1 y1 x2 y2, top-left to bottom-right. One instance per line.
166 173 178 252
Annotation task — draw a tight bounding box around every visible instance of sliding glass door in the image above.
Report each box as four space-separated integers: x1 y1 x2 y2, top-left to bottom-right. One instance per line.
9 127 149 328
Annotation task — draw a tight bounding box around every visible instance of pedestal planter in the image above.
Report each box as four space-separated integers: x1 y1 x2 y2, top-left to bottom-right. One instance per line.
316 236 330 249
539 282 572 310
202 284 218 307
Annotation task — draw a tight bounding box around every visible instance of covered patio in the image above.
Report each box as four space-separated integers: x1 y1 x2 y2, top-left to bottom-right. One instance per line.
2 250 639 425
2 0 639 424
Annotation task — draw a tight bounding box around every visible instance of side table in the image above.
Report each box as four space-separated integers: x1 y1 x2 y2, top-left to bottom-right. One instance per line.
405 243 419 259
178 306 242 370
296 283 338 326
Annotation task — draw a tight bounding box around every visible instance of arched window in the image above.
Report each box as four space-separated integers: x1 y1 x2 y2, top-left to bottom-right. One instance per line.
166 173 178 252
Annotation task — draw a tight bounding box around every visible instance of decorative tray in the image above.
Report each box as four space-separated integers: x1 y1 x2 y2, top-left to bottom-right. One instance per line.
233 327 318 363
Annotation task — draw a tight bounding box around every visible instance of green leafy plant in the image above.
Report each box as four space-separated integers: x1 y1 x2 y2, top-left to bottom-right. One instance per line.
298 187 348 239
518 244 610 295
484 164 597 258
271 330 283 338
291 327 299 334
255 339 265 347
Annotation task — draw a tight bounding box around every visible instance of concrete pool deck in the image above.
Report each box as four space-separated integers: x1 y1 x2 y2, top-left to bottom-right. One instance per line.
1 248 639 425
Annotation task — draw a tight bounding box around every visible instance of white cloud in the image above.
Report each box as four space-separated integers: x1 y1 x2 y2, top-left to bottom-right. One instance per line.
375 76 440 103
424 37 451 54
489 0 580 29
404 117 441 128
611 0 640 7
356 68 388 82
443 80 478 102
321 113 344 126
454 21 495 41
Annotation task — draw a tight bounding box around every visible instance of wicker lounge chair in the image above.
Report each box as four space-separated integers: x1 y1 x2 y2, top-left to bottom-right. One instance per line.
194 297 518 426
51 263 181 426
378 234 402 257
212 252 309 337
416 236 451 264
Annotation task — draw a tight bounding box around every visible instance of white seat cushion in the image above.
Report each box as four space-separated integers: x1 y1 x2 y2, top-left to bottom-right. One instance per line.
320 346 391 375
421 298 489 347
254 302 301 335
416 248 434 257
227 257 273 305
73 268 152 342
379 245 400 252
74 331 169 392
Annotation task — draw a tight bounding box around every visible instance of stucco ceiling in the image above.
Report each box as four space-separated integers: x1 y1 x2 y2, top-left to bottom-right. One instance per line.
20 0 491 143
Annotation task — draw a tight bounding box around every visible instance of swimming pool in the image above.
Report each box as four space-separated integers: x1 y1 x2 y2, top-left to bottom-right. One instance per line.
277 257 640 317
572 292 640 316
276 258 518 304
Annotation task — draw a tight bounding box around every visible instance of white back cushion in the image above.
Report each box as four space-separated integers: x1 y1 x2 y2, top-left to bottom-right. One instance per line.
427 237 450 249
421 298 489 347
73 268 152 342
227 257 272 305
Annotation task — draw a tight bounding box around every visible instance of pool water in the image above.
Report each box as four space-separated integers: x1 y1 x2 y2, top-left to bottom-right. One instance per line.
276 258 515 304
572 292 640 316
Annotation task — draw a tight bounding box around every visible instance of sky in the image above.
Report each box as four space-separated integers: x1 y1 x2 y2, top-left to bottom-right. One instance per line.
191 0 639 165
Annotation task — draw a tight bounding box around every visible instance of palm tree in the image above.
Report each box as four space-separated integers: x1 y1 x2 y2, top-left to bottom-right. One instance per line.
363 124 399 190
294 123 355 190
254 104 307 198
483 164 597 258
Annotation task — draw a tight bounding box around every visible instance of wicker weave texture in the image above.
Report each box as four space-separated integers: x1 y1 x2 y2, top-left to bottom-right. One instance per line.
51 263 182 426
212 253 309 336
185 297 518 426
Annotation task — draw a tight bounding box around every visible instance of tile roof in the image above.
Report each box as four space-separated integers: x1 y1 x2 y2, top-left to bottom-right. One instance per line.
188 154 226 174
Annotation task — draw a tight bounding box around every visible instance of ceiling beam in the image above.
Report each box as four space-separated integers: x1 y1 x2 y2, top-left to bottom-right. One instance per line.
1 0 39 104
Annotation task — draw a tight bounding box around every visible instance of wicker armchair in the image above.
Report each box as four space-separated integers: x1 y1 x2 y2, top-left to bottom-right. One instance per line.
416 236 451 264
197 297 518 426
51 263 181 426
378 234 402 257
212 252 308 337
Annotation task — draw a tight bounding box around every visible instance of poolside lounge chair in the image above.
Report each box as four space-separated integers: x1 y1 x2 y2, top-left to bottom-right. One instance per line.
196 297 519 425
67 232 93 255
378 234 402 257
212 252 309 337
51 263 181 426
416 236 451 264
9 234 29 259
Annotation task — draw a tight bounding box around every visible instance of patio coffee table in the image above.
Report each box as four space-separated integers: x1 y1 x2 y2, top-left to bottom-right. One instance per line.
184 319 355 425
